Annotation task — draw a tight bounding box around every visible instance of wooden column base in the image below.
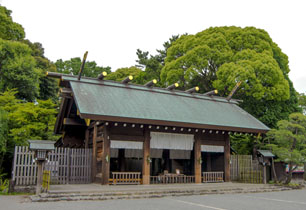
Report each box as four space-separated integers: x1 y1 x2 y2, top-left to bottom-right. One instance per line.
142 128 150 185
194 134 202 184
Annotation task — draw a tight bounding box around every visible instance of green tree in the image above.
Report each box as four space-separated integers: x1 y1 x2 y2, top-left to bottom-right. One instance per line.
55 57 111 78
266 113 306 184
136 35 180 86
0 6 24 41
230 134 257 155
0 90 58 176
22 39 59 102
161 26 299 128
106 66 143 83
298 92 306 114
0 39 40 101
0 108 8 171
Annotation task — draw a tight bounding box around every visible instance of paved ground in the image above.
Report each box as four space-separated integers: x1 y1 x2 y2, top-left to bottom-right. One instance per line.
1 188 306 210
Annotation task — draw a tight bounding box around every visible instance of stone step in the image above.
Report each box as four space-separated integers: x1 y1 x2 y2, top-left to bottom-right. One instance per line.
30 186 292 202
42 186 284 198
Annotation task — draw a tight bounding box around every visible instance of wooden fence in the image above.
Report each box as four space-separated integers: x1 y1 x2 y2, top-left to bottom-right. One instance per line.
12 146 92 186
230 155 263 184
150 175 195 184
111 172 141 185
202 172 224 183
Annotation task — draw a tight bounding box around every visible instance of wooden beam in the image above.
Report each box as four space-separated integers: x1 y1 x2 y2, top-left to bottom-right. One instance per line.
194 134 202 183
92 125 97 181
63 118 86 126
80 113 269 134
60 88 72 94
109 134 144 142
200 140 225 146
142 128 150 185
224 134 230 182
101 126 110 185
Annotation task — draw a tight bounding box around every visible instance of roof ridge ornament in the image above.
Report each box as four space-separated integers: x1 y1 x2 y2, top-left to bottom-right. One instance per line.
78 51 88 81
98 71 108 80
122 75 133 84
203 90 218 96
145 79 157 87
186 86 199 93
227 81 242 101
167 82 179 90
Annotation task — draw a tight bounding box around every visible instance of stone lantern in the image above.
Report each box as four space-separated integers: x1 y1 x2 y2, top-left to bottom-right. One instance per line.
28 140 55 194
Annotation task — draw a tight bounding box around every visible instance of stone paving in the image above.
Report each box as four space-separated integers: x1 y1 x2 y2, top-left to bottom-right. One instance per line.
30 182 294 202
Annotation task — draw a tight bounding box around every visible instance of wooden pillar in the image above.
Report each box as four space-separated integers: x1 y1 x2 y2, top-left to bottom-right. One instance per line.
101 125 110 185
224 134 230 182
142 128 150 185
91 125 97 181
194 134 202 183
263 165 267 184
36 161 43 195
85 129 89 149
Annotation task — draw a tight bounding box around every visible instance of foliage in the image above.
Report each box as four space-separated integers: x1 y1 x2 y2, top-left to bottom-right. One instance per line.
136 35 180 86
160 26 299 128
230 134 257 155
0 90 58 176
0 108 8 169
298 92 306 114
22 39 59 102
266 113 306 184
106 66 143 83
55 57 111 78
0 38 40 101
0 177 9 193
0 6 25 41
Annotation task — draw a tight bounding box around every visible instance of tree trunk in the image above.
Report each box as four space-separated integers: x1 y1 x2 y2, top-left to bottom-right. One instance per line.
285 163 293 184
271 158 279 183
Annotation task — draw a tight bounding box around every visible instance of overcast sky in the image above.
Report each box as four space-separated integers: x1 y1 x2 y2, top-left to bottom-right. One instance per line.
1 0 305 93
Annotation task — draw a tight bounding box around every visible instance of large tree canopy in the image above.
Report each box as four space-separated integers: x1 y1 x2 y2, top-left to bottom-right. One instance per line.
136 35 180 86
0 38 39 101
22 39 58 102
55 57 111 78
0 6 24 41
161 26 300 127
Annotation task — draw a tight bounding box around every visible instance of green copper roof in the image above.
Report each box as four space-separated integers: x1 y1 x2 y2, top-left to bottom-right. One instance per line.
28 140 55 150
64 77 269 133
258 150 275 157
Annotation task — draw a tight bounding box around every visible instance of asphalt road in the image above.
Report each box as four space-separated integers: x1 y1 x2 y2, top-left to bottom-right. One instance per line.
1 189 306 210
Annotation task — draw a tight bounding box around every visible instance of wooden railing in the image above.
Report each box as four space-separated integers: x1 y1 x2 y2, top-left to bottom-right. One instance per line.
202 172 224 183
151 175 195 184
111 172 141 185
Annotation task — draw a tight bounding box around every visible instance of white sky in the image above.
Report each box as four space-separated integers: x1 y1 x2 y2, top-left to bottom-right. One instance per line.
1 0 306 93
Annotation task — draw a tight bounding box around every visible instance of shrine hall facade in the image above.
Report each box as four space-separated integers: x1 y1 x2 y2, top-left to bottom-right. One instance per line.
48 72 269 185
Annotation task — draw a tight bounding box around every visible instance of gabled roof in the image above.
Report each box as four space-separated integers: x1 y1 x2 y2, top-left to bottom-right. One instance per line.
52 74 270 134
257 150 275 157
